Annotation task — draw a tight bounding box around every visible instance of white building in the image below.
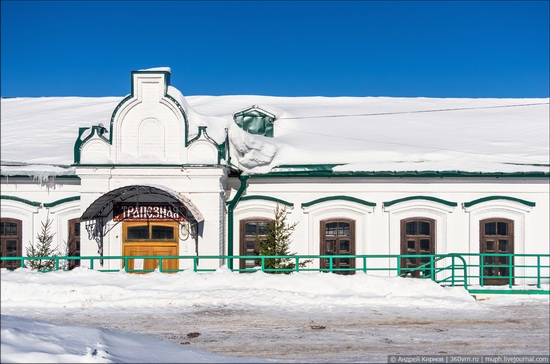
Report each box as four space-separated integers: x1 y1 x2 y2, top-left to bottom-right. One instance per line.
1 68 549 285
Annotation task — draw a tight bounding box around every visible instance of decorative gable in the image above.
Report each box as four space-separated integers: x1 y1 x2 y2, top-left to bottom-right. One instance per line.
74 69 222 166
233 105 276 137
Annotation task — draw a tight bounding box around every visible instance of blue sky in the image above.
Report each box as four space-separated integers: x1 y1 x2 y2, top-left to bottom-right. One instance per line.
1 1 549 98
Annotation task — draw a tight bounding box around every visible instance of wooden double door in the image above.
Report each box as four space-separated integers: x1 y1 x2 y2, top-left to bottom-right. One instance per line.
122 221 179 272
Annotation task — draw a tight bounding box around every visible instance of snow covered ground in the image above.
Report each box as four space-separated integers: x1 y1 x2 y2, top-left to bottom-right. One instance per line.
1 267 549 363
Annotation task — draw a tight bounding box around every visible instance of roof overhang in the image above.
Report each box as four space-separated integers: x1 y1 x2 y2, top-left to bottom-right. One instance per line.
80 184 204 223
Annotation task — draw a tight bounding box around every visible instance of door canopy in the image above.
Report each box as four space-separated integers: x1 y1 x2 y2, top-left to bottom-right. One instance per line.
81 185 204 223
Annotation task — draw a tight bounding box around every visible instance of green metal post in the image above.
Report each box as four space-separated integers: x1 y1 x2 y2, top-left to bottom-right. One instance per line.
227 175 249 270
90 258 94 270
509 254 513 288
537 255 541 288
479 254 485 287
430 255 435 281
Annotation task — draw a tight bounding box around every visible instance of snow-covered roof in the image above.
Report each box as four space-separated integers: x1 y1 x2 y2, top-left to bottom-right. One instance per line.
1 89 549 179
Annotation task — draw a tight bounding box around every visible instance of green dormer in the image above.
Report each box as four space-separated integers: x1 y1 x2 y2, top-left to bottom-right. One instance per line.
233 105 276 137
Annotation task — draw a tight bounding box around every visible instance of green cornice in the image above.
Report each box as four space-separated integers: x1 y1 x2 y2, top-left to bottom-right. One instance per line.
239 195 294 207
1 195 80 208
463 196 536 208
302 196 376 208
0 195 41 207
384 196 458 207
251 164 550 178
44 196 81 208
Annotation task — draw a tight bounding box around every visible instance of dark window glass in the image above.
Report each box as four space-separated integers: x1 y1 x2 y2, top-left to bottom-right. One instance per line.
499 240 508 252
419 221 431 235
485 222 497 236
325 222 338 236
406 222 417 235
257 222 268 236
127 226 149 239
420 239 430 252
338 223 350 237
407 240 415 250
0 223 4 237
340 240 350 252
75 223 81 236
325 240 335 253
6 240 16 252
497 222 508 236
152 226 174 240
245 222 257 236
486 241 494 251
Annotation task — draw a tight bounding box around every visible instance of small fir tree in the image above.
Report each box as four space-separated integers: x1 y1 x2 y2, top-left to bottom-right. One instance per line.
26 218 59 271
257 204 311 273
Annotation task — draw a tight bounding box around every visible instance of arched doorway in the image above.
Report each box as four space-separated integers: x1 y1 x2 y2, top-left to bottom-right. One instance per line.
80 185 204 272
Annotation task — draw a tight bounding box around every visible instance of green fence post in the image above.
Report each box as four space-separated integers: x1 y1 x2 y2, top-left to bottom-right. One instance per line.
508 254 513 288
397 256 401 277
90 258 94 270
363 256 367 273
480 255 484 287
159 257 163 273
430 255 435 281
295 257 299 273
537 255 541 288
451 255 455 287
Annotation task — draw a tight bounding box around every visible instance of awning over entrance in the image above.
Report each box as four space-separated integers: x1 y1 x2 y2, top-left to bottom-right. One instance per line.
80 185 204 223
81 185 205 263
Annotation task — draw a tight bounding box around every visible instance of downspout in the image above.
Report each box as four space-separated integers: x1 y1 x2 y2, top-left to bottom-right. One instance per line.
227 174 249 270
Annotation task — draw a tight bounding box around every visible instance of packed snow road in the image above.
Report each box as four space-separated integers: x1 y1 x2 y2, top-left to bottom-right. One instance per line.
2 268 548 363
31 298 547 363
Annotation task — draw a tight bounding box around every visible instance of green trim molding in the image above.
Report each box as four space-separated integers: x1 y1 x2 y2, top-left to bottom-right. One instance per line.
75 69 226 166
0 195 42 207
463 196 536 208
44 196 81 208
302 196 376 208
384 196 457 208
227 175 249 270
239 195 293 207
254 164 550 178
1 195 80 208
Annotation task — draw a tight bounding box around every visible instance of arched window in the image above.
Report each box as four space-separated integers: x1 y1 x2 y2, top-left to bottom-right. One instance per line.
240 218 273 270
1 218 22 269
480 218 514 285
400 218 435 278
320 219 356 275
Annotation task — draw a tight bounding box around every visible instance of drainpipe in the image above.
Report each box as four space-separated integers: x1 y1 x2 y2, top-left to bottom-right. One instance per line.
227 174 249 270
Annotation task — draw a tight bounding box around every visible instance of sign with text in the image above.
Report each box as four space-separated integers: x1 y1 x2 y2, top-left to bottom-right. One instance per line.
113 203 186 222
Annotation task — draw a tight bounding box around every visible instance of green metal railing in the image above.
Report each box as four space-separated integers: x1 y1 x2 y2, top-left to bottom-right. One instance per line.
1 253 548 295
